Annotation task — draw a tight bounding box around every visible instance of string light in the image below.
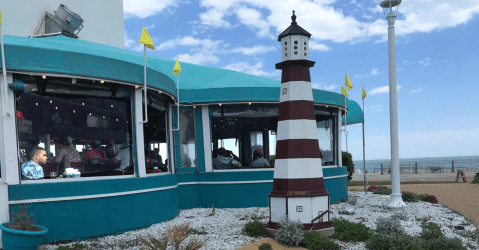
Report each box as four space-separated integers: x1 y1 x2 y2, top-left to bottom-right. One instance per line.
249 102 252 105
100 80 105 84
55 106 58 110
50 100 52 104
110 104 114 108
135 85 140 89
42 75 46 79
193 105 196 109
89 113 92 116
35 103 39 106
73 110 76 113
219 103 222 106
158 90 162 94
115 118 118 122
82 102 85 106
102 116 106 119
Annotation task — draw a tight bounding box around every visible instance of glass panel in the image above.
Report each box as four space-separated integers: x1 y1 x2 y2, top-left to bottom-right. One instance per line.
144 102 170 173
176 109 196 168
250 131 264 163
218 138 239 157
17 87 132 180
317 119 335 165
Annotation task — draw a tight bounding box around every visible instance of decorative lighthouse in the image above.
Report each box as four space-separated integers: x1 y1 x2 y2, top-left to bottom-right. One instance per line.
268 11 333 232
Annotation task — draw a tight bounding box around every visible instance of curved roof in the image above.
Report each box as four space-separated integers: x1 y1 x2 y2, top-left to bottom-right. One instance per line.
2 35 177 98
2 35 363 124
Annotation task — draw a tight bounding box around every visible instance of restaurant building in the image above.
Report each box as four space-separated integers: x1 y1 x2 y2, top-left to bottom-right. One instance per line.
0 1 363 245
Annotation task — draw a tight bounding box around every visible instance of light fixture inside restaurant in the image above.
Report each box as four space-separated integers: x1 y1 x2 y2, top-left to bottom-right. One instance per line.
135 85 139 89
72 78 76 84
158 90 162 94
219 103 222 106
100 80 105 84
42 75 46 79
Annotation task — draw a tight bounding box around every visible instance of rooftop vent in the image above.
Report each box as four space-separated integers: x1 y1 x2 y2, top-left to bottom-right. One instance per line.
34 4 84 38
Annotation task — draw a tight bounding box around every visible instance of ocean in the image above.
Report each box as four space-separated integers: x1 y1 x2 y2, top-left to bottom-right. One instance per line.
353 155 479 174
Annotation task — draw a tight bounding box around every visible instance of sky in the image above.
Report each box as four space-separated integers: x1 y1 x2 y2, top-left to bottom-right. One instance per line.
122 0 479 160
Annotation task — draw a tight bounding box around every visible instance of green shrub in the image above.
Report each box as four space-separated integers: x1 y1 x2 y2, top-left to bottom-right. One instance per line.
274 216 304 246
373 187 392 195
342 151 355 181
366 233 423 250
421 237 467 250
258 242 272 250
401 191 419 202
243 221 267 237
471 172 479 184
375 216 404 235
331 218 371 242
301 231 340 250
420 222 443 240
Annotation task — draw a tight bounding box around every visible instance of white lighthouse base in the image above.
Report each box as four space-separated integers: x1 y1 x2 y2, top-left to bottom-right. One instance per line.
270 196 329 225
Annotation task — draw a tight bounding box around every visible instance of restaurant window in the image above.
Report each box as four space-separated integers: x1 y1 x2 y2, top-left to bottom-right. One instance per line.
317 118 335 166
210 104 277 169
144 92 170 174
16 75 133 180
174 108 196 168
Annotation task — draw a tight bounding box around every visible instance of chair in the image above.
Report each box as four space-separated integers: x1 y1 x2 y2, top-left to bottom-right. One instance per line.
70 162 84 173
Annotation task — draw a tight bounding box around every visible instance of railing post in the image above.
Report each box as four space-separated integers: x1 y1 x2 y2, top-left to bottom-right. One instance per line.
381 163 383 175
452 161 454 173
415 162 418 174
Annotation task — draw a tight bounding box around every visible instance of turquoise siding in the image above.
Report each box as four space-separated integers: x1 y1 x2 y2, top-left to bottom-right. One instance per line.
194 108 206 173
323 166 349 203
8 175 179 243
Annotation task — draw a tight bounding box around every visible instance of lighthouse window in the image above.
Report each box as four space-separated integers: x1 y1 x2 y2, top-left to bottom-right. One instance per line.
284 47 287 51
294 46 298 50
294 51 298 55
284 41 287 45
304 47 307 51
304 53 307 56
285 53 288 57
294 40 298 44
304 41 307 45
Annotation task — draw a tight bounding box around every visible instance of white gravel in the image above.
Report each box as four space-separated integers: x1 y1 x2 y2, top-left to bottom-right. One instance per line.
40 191 479 250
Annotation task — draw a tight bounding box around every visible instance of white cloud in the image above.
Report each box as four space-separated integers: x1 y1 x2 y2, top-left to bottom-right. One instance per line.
124 31 143 52
223 61 277 77
309 41 331 52
196 0 479 45
370 105 382 112
176 52 220 65
123 0 176 19
324 84 337 91
409 88 422 94
369 85 402 95
124 32 134 48
418 57 430 66
157 36 223 51
355 67 379 77
228 45 277 55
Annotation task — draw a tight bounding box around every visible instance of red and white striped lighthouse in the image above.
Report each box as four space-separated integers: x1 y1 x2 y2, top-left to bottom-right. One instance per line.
268 11 333 231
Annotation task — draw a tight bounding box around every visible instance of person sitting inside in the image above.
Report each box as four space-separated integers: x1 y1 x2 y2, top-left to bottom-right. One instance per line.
53 136 81 174
21 147 47 179
251 149 271 168
114 142 132 171
149 148 163 168
213 147 242 169
84 140 105 164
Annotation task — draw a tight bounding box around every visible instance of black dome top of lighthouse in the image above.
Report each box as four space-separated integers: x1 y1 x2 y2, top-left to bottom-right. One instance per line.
278 11 311 42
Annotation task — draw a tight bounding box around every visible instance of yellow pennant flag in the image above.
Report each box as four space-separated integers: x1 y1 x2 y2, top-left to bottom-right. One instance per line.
341 86 349 97
362 86 367 99
0 10 2 24
173 58 181 76
138 27 154 50
345 72 353 91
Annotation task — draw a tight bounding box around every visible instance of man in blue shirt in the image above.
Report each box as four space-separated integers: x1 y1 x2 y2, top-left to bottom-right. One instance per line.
21 147 47 179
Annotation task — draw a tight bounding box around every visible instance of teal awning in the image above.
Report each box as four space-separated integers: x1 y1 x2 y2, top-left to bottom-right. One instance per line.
342 99 364 125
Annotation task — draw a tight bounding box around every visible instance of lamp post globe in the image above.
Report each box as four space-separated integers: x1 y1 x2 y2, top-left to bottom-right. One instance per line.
380 0 405 210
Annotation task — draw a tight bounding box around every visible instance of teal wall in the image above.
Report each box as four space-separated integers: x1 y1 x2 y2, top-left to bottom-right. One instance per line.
7 167 347 243
8 175 179 243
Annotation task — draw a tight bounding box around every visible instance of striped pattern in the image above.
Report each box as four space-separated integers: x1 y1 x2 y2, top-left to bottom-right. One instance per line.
278 101 316 121
277 120 318 140
279 81 314 102
274 158 323 179
270 178 328 197
275 139 321 159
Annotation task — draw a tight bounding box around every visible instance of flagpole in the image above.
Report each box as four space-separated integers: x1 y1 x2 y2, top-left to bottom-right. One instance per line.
0 7 10 116
362 97 367 192
140 45 148 123
344 82 348 152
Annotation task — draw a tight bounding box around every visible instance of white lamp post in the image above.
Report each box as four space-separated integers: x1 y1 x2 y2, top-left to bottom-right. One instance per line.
380 0 406 209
